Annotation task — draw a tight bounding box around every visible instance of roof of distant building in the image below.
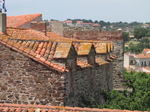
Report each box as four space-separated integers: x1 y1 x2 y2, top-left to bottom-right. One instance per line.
93 24 100 26
142 48 150 53
76 21 83 23
63 20 72 23
135 53 150 58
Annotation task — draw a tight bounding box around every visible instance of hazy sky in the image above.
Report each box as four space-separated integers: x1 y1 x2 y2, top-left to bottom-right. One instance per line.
3 0 150 23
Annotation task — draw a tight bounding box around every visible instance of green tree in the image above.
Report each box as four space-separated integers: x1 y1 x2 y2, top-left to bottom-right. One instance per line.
134 28 148 39
94 20 99 23
123 32 130 42
99 71 150 111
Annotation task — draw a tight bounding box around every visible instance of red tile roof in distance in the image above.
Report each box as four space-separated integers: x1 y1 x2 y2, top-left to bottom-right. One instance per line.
7 13 42 28
0 103 146 112
135 53 150 58
142 48 150 53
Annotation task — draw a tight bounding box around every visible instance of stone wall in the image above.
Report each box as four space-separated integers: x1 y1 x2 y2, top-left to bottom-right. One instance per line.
63 29 124 89
30 21 47 35
65 63 113 107
0 44 65 106
51 21 64 36
63 29 123 41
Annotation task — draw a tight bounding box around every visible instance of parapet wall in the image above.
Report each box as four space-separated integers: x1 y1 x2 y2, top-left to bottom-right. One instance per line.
63 29 124 89
65 63 113 107
63 30 123 41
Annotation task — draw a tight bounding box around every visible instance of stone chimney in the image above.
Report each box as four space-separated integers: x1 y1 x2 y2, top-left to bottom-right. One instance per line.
51 21 63 36
0 10 6 33
30 21 47 36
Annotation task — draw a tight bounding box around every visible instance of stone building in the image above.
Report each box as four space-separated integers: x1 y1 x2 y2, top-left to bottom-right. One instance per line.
0 13 122 106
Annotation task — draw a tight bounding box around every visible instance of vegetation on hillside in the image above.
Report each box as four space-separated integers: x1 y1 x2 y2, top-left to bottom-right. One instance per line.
124 38 150 53
82 70 150 111
134 28 150 39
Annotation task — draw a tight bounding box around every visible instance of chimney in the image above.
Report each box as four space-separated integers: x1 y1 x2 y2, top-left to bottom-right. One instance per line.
30 21 47 36
0 10 6 33
51 21 63 36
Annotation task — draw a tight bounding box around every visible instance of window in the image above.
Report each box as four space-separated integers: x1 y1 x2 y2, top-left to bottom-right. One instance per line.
141 61 143 66
144 62 147 66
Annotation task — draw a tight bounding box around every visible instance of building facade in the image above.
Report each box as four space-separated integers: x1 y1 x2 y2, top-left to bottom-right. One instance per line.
124 49 150 73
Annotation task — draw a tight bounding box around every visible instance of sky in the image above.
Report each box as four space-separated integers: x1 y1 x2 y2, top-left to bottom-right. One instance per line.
2 0 150 23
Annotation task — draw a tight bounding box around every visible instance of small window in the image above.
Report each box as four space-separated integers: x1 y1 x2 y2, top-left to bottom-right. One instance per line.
144 62 147 66
141 62 143 66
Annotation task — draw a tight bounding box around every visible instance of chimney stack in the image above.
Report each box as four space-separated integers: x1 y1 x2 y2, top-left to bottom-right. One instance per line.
51 21 63 36
0 11 6 33
30 21 47 36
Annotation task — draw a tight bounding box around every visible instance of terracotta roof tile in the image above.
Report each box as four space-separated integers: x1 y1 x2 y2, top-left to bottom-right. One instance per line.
0 103 145 112
77 43 93 55
135 54 150 58
142 48 150 53
77 60 92 68
53 43 72 59
35 42 44 54
96 58 109 65
94 43 107 54
7 14 42 28
107 58 113 61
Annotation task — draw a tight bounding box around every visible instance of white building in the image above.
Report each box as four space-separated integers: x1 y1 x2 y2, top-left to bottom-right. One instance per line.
63 20 73 26
76 21 83 27
124 49 150 73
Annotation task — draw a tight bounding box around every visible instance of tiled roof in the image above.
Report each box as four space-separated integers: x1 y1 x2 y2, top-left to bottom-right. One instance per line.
135 54 150 58
94 43 107 54
63 20 72 23
93 24 100 26
7 14 42 28
77 43 93 55
142 48 150 53
96 59 109 65
0 103 145 112
0 27 116 72
53 43 72 58
77 60 92 68
76 21 83 23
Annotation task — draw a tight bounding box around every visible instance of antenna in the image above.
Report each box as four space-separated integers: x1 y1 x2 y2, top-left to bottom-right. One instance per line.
0 0 2 13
